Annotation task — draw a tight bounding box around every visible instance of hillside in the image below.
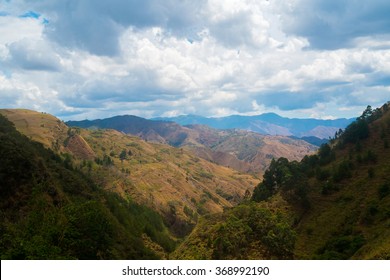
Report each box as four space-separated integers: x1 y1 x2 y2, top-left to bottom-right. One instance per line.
186 125 317 174
0 109 258 237
253 103 390 259
153 113 354 139
293 104 390 259
171 202 296 260
67 116 318 175
0 113 176 259
175 103 390 260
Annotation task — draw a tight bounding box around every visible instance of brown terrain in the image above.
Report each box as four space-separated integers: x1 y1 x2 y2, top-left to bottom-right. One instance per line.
0 109 259 235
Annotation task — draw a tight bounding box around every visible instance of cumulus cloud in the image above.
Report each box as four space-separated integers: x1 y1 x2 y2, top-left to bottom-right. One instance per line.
20 0 207 56
6 39 62 71
0 0 389 120
282 0 390 50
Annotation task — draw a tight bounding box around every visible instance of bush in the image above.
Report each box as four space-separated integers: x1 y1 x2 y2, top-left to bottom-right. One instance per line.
378 184 390 199
316 235 366 259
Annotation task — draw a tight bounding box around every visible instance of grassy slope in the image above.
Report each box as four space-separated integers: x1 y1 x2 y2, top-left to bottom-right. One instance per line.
68 116 318 175
187 126 318 175
294 107 390 259
172 104 390 260
0 114 176 259
0 109 259 237
0 109 69 151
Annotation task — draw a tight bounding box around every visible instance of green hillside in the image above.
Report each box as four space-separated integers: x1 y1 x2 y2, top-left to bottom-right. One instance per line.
0 114 176 259
171 202 296 260
0 109 258 239
252 103 390 259
175 103 390 260
1 103 389 260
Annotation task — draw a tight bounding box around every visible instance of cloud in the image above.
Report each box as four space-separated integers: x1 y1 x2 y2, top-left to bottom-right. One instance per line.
206 0 272 49
0 15 43 45
283 0 390 49
6 39 62 71
0 0 389 121
21 0 207 56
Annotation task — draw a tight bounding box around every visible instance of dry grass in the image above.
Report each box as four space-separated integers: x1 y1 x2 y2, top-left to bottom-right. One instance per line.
1 109 260 229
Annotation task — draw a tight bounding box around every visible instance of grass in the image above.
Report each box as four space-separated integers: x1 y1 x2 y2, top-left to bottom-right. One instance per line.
292 108 390 259
0 109 260 238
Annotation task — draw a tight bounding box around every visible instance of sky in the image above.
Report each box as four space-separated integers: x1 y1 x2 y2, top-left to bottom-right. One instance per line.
0 0 389 121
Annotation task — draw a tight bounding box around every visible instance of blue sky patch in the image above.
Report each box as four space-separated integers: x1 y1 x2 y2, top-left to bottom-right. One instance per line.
20 11 41 19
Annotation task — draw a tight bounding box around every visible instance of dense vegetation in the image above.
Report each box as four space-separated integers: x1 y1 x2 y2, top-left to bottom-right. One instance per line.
251 103 390 259
172 203 296 260
1 102 389 260
0 115 175 259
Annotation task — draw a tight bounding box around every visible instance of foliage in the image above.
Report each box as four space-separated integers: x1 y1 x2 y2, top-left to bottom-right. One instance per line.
250 103 390 260
315 235 366 260
252 158 310 210
0 115 175 259
119 149 127 162
174 203 296 260
337 105 386 147
318 143 334 165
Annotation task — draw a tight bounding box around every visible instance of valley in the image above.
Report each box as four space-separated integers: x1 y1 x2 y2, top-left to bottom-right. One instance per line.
67 115 319 175
1 103 389 260
175 103 390 259
0 109 258 237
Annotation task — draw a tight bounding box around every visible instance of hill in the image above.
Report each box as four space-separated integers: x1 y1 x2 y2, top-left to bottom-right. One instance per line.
174 103 390 259
254 103 390 259
0 113 176 259
153 113 354 139
0 109 258 237
67 116 318 175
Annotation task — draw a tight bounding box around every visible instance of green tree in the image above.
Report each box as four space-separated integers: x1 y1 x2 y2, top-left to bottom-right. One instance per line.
119 149 127 162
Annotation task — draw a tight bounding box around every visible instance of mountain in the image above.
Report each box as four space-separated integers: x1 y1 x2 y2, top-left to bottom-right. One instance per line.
153 113 354 139
2 103 388 260
0 112 177 259
67 116 318 175
1 109 258 238
174 103 390 259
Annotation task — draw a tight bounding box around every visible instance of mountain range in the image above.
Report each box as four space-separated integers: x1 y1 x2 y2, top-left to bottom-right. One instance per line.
153 113 354 139
1 103 389 260
0 109 259 238
67 115 319 175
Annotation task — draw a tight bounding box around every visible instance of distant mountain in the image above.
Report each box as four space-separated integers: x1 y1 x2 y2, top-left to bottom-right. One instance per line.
67 116 318 174
153 113 354 139
1 103 387 260
291 136 329 146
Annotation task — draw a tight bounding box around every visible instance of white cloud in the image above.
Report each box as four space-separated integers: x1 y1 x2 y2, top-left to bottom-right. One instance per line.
0 16 43 45
0 0 389 121
7 39 62 71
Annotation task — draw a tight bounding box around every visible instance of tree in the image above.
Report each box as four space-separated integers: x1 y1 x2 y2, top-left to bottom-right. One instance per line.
119 149 127 162
318 143 331 161
359 105 373 121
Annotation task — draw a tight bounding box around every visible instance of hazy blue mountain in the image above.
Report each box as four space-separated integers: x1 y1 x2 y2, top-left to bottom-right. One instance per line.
153 113 355 139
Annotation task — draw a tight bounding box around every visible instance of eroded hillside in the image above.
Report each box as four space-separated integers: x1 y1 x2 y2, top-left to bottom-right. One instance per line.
67 116 318 175
0 109 259 236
